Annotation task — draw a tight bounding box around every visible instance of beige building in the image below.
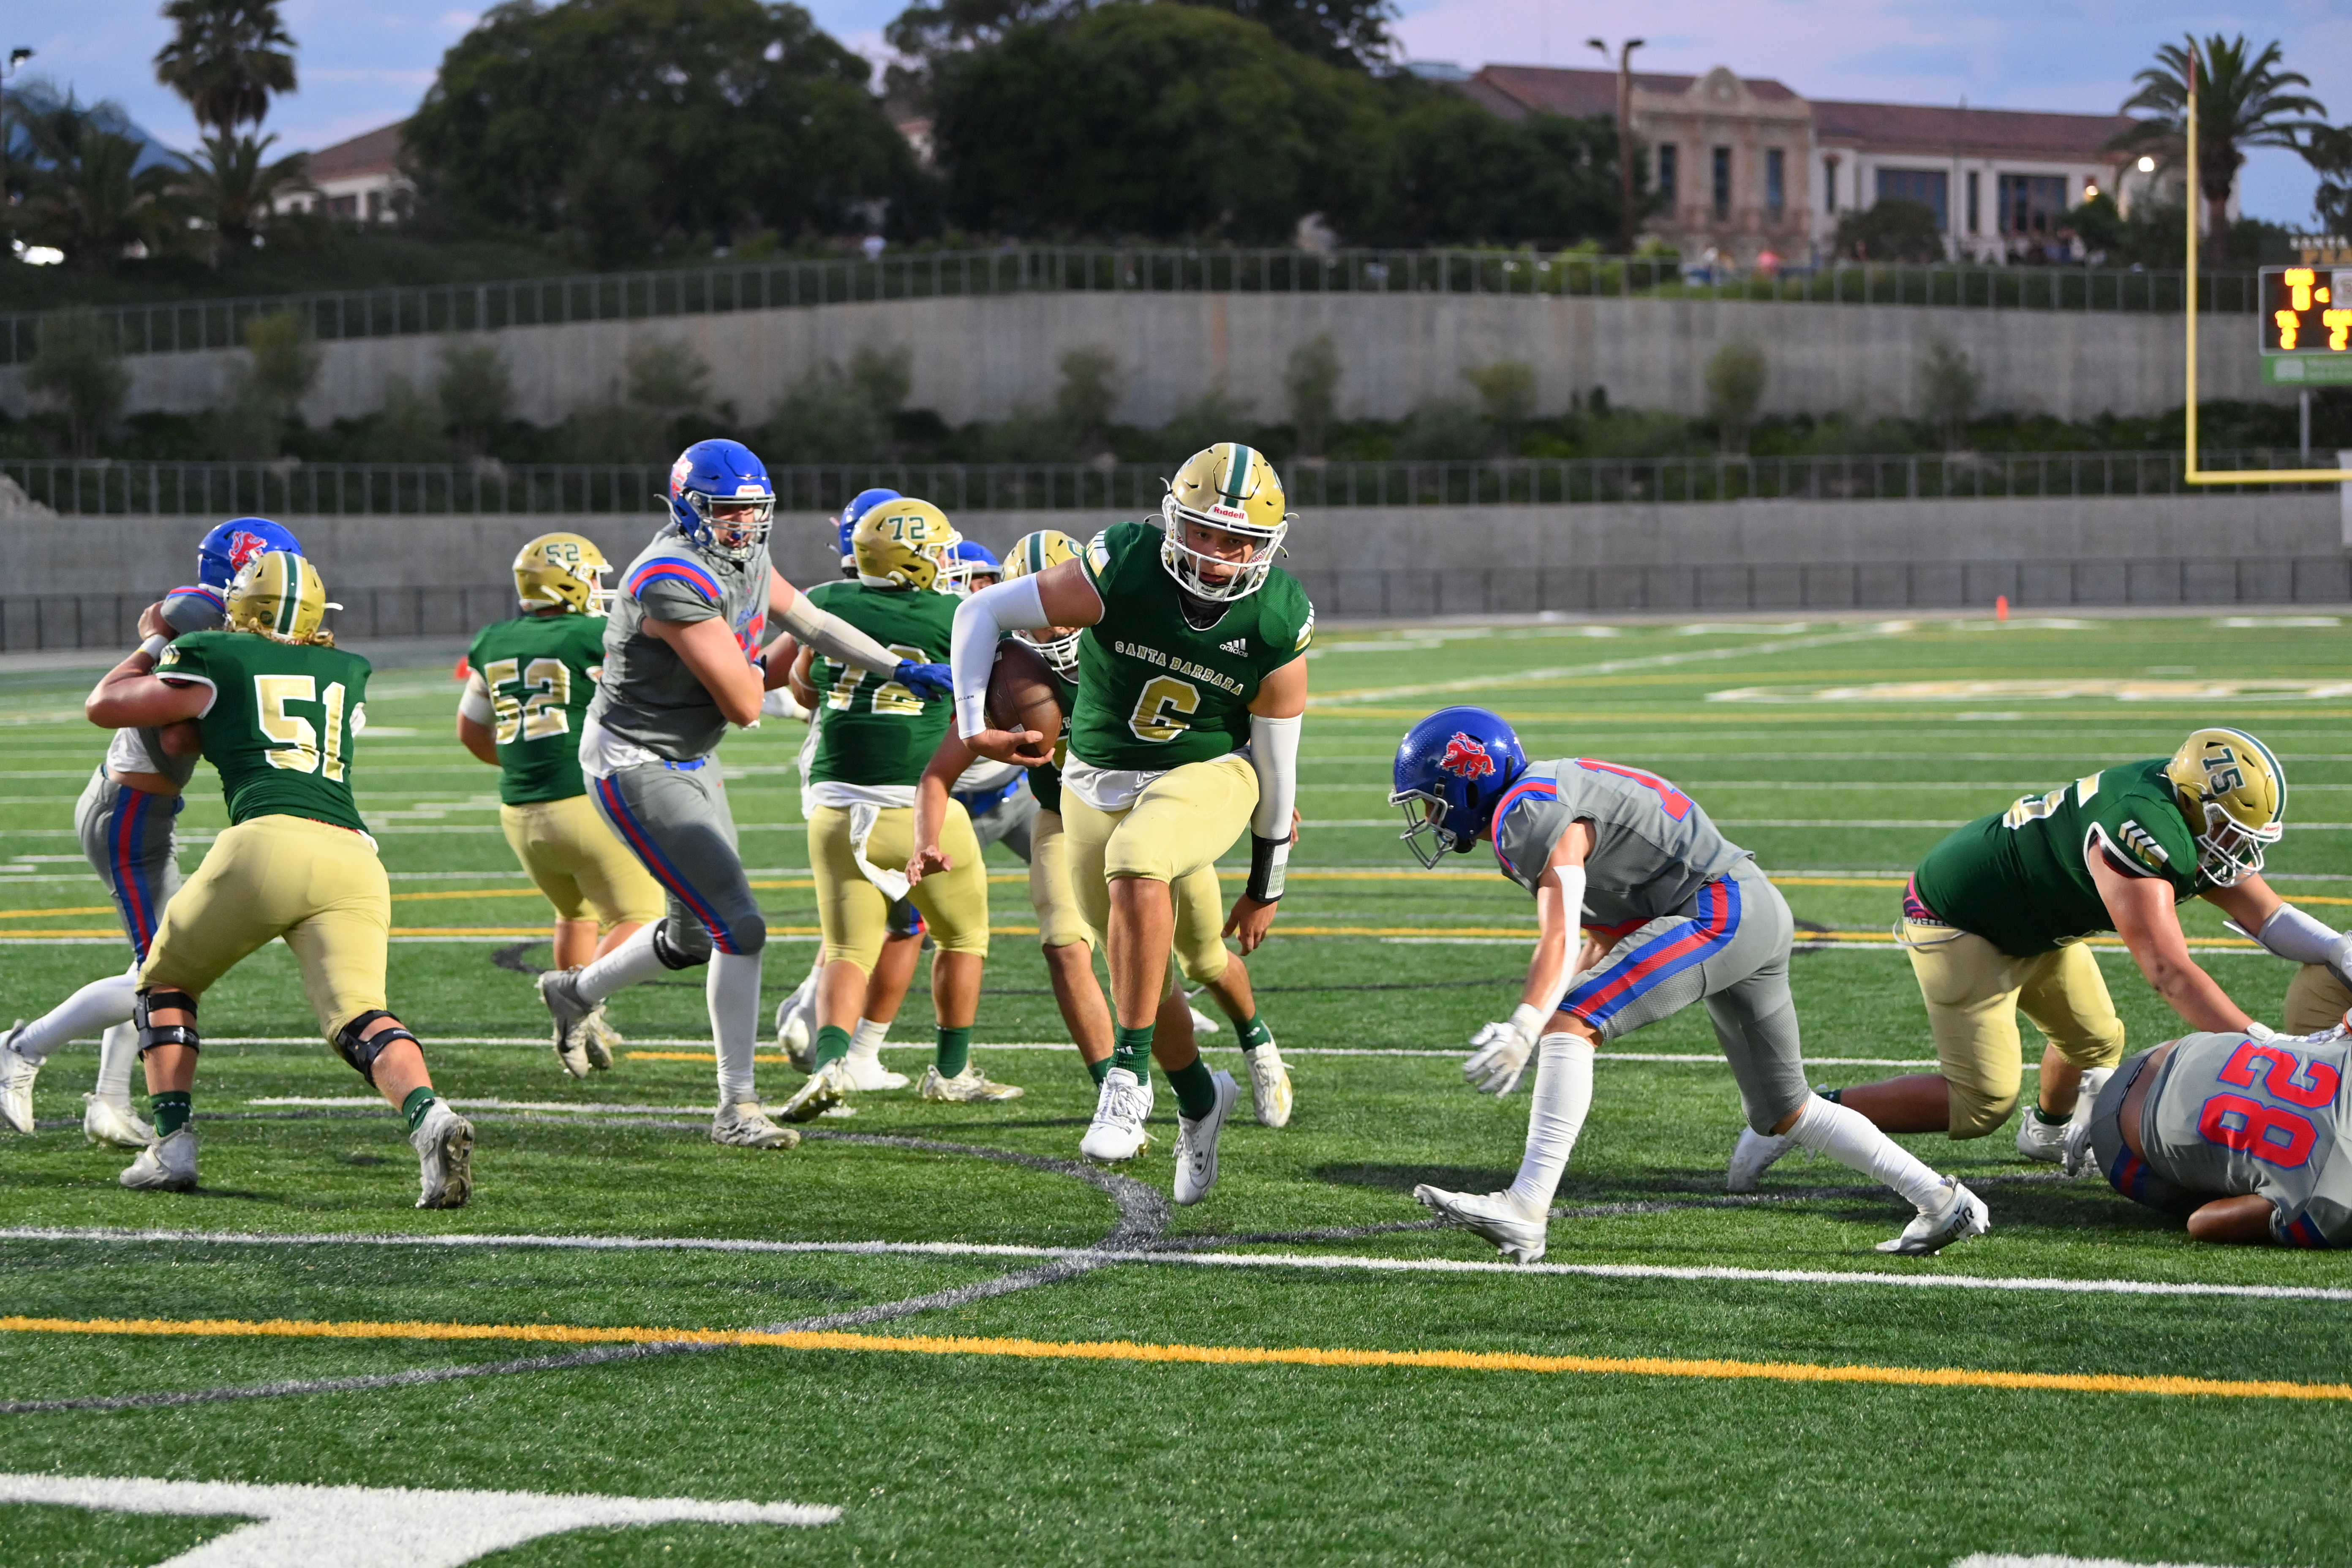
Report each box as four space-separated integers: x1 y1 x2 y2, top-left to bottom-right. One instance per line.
1463 65 2179 266
275 121 410 223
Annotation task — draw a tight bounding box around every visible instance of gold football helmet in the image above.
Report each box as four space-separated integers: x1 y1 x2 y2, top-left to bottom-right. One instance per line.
1159 442 1290 602
512 532 612 614
853 498 961 592
226 550 338 646
1002 528 1083 675
2165 726 2286 886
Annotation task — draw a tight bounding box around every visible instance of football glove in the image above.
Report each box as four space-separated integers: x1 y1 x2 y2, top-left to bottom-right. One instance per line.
895 660 955 701
1465 1011 1543 1096
2060 1118 2100 1179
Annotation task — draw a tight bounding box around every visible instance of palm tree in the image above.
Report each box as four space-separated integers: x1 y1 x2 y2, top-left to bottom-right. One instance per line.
8 96 178 269
153 0 297 140
178 131 312 258
2308 125 2352 240
2114 35 2326 265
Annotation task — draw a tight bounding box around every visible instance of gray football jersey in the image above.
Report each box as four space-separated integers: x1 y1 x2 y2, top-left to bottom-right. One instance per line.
1491 758 1752 933
588 526 771 762
2143 1029 2351 1247
111 583 229 785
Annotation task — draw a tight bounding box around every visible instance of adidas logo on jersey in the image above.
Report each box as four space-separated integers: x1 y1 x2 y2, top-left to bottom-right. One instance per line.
1220 638 1249 655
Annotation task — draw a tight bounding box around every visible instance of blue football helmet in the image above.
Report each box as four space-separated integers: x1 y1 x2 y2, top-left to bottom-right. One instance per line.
197 518 303 589
939 538 1002 596
668 439 775 564
836 487 902 574
1390 705 1527 869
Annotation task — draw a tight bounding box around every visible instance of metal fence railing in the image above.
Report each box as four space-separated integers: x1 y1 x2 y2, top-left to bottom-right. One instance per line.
3 450 2332 517
7 556 2340 654
0 249 2260 365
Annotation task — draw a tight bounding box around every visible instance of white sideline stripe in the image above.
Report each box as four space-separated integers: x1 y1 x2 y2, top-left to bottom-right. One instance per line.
8 1227 2348 1304
0 1473 837 1567
1311 626 1894 706
1954 1557 2254 1568
206 1040 1940 1067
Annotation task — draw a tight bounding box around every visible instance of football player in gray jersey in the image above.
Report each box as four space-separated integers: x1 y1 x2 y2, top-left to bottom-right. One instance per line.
534 441 953 1150
2068 1022 2352 1246
0 519 302 1146
1388 706 1985 1263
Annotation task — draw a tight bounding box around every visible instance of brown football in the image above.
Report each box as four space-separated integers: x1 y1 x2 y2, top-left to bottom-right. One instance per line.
986 637 1064 758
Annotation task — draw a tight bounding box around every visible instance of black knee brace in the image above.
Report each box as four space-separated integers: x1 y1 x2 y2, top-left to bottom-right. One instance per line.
651 916 712 970
335 1010 420 1085
133 989 201 1056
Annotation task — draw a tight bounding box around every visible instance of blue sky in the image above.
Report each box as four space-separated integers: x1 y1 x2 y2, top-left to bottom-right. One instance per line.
19 0 2351 223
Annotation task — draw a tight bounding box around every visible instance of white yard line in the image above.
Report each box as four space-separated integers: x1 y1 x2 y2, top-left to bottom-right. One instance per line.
1310 626 1899 708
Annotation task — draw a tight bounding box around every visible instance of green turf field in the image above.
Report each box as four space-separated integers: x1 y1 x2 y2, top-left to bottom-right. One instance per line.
5 610 2352 1566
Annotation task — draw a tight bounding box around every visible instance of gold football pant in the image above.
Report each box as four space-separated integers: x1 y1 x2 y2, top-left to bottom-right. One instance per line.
2285 963 2352 1034
1027 808 1100 951
808 803 990 972
1901 919 2127 1139
501 792 665 932
1061 753 1252 985
140 813 393 1042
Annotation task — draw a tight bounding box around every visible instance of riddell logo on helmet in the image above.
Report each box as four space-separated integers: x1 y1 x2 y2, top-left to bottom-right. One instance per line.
227 531 271 571
734 482 766 498
1440 733 1496 780
1206 503 1248 524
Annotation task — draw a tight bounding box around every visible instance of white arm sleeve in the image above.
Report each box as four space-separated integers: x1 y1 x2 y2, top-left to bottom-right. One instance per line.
1247 713 1300 840
457 670 493 725
951 576 1048 738
776 593 900 678
2254 904 2352 975
1520 862 1587 1032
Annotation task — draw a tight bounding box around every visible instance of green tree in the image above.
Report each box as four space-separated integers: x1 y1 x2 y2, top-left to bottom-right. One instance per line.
1157 387 1255 461
1284 334 1340 457
2115 35 2325 267
406 0 916 261
365 375 452 462
1462 360 1537 454
1054 346 1119 453
177 132 312 259
1833 198 1945 262
888 0 1395 71
26 310 130 457
2308 125 2352 240
1343 88 1628 245
1916 338 1981 452
8 96 179 270
153 0 299 139
1704 340 1767 454
437 342 514 458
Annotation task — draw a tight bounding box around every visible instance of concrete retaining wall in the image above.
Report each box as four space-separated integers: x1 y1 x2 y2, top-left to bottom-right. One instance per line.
0 293 2276 431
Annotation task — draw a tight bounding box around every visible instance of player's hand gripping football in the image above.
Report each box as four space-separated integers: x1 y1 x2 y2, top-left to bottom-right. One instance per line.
1463 1019 1535 1095
963 726 1054 768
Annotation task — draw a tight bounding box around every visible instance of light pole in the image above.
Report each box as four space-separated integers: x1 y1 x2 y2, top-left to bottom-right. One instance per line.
1588 37 1644 255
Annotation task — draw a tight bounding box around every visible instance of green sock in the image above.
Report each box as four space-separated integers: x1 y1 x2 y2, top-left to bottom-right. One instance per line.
150 1091 191 1138
1111 1024 1154 1078
1235 1014 1273 1053
2032 1102 2071 1125
1085 1056 1113 1086
1166 1056 1220 1120
401 1087 438 1132
813 1024 852 1069
935 1026 972 1079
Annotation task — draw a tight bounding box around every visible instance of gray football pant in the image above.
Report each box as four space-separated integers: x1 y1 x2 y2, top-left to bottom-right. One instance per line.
2087 1047 2198 1213
1560 858 1809 1133
76 765 184 963
964 784 1039 862
588 762 766 960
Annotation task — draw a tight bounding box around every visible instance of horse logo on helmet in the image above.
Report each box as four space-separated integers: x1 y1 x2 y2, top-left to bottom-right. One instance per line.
1440 733 1497 781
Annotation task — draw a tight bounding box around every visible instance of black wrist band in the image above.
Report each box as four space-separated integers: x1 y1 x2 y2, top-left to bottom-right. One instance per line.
1247 833 1288 902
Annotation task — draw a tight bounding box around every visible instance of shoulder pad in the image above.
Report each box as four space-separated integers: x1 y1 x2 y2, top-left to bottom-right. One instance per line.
624 553 724 605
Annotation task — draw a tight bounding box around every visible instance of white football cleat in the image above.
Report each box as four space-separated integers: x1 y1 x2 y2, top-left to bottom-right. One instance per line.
411 1100 475 1209
1726 1126 1797 1192
83 1094 155 1149
2015 1111 2069 1164
1080 1067 1154 1162
1245 1040 1293 1129
581 1004 620 1072
919 1065 1024 1102
120 1126 198 1192
1413 1185 1549 1264
2072 1067 2114 1123
774 976 819 1073
1876 1179 1990 1255
1188 1003 1220 1036
536 970 594 1079
712 1100 800 1149
0 1021 38 1134
779 1059 850 1123
1172 1070 1239 1206
841 1051 910 1092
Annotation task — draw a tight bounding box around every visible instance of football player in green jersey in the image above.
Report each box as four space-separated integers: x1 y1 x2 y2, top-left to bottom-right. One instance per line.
1739 727 2342 1185
80 552 474 1207
949 444 1309 1203
458 533 664 1077
780 498 1020 1119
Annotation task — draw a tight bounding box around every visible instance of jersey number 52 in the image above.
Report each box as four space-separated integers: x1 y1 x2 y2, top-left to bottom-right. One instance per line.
485 658 572 744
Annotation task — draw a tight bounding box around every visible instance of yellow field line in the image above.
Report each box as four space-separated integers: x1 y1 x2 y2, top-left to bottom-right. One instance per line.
0 906 112 918
3 1314 2340 1402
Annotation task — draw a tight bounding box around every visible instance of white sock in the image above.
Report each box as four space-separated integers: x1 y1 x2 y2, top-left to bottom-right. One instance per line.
95 1021 140 1104
1789 1094 1949 1211
848 1018 889 1064
708 950 763 1105
1505 1034 1595 1215
574 924 669 1004
13 970 139 1063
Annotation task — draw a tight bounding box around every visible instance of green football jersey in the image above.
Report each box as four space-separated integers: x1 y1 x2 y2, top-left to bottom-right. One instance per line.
468 611 607 806
804 580 958 789
155 631 371 833
1911 758 2206 957
1067 521 1314 772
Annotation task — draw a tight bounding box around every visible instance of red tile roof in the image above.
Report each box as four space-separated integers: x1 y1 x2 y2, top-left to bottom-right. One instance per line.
1469 65 1800 122
1809 100 2136 159
304 121 405 182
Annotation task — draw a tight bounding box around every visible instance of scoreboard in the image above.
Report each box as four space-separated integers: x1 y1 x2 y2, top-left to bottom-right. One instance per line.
2260 266 2352 385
